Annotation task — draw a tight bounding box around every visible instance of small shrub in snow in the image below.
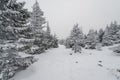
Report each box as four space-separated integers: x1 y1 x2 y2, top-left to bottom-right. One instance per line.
113 45 120 54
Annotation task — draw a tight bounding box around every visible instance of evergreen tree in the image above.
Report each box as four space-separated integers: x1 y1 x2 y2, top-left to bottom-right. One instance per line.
98 28 104 43
41 22 58 49
31 0 45 30
102 21 120 46
0 1 37 80
51 34 58 48
30 0 46 53
31 0 45 37
46 21 51 36
59 39 65 45
116 30 120 40
0 0 30 41
102 26 112 46
85 29 99 49
43 22 52 49
67 24 84 53
28 1 58 54
65 37 73 48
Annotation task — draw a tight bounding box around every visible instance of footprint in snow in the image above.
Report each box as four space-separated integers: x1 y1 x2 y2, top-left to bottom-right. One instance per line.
98 64 103 67
75 61 78 63
98 61 102 63
69 53 72 55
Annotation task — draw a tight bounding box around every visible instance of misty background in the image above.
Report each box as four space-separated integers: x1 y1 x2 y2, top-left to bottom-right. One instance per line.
18 0 120 39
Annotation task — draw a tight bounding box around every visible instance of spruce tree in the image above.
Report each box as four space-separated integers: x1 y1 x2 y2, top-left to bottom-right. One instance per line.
0 0 30 41
102 21 119 46
43 22 52 49
0 1 37 79
69 24 84 53
116 30 120 40
85 29 99 49
29 1 58 54
46 22 51 35
65 37 73 48
30 0 46 52
51 34 58 48
31 0 45 30
98 28 104 43
31 0 45 37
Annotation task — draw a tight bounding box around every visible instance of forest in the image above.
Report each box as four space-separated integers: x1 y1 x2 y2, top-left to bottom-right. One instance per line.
0 0 120 80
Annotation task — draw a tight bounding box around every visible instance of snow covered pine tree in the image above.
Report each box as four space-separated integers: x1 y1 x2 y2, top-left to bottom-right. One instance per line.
0 0 36 80
85 29 99 49
43 22 58 49
30 0 46 54
66 24 84 53
102 21 120 46
0 0 30 41
27 1 58 54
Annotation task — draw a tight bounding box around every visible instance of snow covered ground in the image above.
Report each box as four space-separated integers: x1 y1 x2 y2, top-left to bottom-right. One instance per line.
11 45 120 80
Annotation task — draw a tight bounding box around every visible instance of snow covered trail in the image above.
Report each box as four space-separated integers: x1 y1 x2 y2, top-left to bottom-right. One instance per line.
11 45 119 80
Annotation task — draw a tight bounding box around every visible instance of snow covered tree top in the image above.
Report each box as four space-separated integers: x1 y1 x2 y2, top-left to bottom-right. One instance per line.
31 0 45 29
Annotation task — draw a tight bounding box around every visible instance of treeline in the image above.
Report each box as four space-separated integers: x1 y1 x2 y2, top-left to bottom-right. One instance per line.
65 21 120 53
0 0 58 54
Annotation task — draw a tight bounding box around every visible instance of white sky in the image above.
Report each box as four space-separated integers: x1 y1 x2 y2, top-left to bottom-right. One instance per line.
19 0 120 39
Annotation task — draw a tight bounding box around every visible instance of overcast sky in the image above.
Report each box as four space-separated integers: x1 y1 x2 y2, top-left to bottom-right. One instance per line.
19 0 120 39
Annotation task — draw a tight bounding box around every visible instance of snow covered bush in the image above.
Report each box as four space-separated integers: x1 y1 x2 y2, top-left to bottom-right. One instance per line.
112 45 120 54
59 39 65 45
85 43 97 49
0 51 37 80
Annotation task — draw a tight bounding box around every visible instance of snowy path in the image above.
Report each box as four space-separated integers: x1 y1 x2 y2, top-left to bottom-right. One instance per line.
12 45 120 80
